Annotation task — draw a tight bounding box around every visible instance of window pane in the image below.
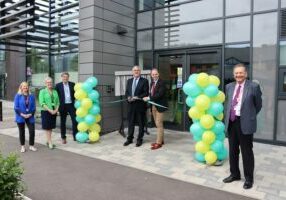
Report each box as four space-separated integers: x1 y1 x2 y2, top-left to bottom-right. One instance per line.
138 52 153 70
155 0 223 27
137 30 152 51
155 20 222 49
224 44 250 86
138 0 153 11
282 0 286 8
254 0 278 12
253 12 278 140
277 101 286 141
226 0 251 16
0 45 5 61
280 41 286 65
137 11 152 29
225 16 250 43
156 0 195 7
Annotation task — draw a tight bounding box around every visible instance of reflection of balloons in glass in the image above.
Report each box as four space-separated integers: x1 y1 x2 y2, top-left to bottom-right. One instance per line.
195 141 210 154
81 98 93 109
209 75 220 86
77 122 89 132
183 82 202 97
84 114 95 125
196 73 209 87
211 140 224 153
188 74 198 83
205 151 217 165
195 152 205 163
86 77 98 87
195 94 211 111
74 83 82 91
211 121 225 135
89 105 100 115
188 107 204 120
74 89 87 100
186 96 195 107
207 102 224 116
200 114 215 129
88 90 100 102
95 114 102 123
76 132 89 143
89 131 100 142
89 123 101 132
202 131 216 144
82 82 93 93
211 91 225 103
204 84 219 97
217 148 228 160
76 107 88 118
74 100 81 109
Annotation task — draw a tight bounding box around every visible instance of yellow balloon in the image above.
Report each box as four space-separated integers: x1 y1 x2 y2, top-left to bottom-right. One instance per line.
200 114 215 129
81 98 93 109
195 141 210 154
202 131 216 144
205 151 217 165
195 94 211 111
74 89 87 100
77 122 89 132
196 73 209 88
74 83 82 91
188 107 204 120
211 91 225 103
215 113 224 121
95 114 102 123
76 107 88 118
209 75 220 87
89 123 101 133
89 131 100 142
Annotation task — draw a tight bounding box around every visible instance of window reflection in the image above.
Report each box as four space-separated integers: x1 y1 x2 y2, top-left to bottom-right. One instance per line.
138 0 153 11
280 41 286 65
225 16 250 43
282 0 286 8
137 11 152 29
226 0 251 16
138 52 153 69
254 0 278 12
277 101 286 142
137 31 152 50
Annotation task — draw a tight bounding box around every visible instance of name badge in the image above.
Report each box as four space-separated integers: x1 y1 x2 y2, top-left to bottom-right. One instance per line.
26 108 29 112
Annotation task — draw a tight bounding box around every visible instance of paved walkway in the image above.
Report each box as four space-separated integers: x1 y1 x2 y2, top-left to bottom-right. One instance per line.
1 100 286 200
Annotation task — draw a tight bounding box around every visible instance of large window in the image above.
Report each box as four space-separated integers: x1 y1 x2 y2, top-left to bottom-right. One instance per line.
137 30 152 50
280 41 286 65
225 16 251 43
253 0 278 12
226 0 251 16
138 52 153 69
138 0 153 11
253 12 278 140
277 101 286 142
155 20 222 49
137 11 152 29
154 0 223 27
283 0 286 8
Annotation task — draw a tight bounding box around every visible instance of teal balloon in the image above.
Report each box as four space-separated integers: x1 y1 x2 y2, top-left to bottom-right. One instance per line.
183 82 202 97
211 140 224 153
186 96 195 107
216 132 225 141
74 100 81 109
89 105 100 115
82 82 93 92
211 121 225 135
86 77 98 87
195 152 205 163
84 114 95 125
190 122 205 136
88 90 100 102
204 84 219 97
188 74 198 84
217 148 228 160
193 134 202 142
76 116 84 123
76 132 89 143
207 102 224 116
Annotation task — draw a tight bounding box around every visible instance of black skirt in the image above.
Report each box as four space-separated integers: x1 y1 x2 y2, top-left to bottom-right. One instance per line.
41 110 57 130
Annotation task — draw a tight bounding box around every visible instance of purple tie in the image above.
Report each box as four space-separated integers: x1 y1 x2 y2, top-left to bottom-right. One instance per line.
230 85 241 122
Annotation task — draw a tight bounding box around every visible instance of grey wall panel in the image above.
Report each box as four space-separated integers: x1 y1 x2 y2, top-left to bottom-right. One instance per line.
102 64 132 74
103 10 134 27
80 29 103 42
80 17 104 30
103 0 134 16
80 6 103 20
79 40 103 53
103 31 134 47
80 0 103 9
103 53 133 66
103 20 135 37
103 42 134 56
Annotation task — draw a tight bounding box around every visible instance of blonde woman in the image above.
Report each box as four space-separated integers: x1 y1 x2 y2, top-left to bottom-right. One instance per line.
39 77 59 149
14 82 37 153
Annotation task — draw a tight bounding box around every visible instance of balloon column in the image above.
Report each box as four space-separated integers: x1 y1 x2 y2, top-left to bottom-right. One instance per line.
183 73 228 165
74 77 101 143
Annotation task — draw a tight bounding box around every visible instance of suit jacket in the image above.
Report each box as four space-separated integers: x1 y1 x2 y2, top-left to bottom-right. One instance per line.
150 79 167 112
125 77 149 112
224 80 262 135
14 94 36 123
55 81 75 112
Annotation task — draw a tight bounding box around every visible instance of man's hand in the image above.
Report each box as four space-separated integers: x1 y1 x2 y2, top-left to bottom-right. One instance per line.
143 97 150 102
127 96 133 102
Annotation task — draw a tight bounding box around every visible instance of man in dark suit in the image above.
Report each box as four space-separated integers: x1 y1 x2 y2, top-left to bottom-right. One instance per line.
143 68 167 150
223 63 262 189
124 66 149 147
55 72 77 143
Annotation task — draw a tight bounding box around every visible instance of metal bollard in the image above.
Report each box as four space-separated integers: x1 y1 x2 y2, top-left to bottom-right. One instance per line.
0 101 2 121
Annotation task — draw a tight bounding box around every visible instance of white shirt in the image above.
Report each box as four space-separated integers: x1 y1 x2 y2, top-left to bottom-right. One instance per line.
63 82 72 104
232 80 245 116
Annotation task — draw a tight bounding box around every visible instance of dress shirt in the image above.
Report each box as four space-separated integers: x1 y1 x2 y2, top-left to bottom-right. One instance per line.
63 82 72 104
232 80 245 116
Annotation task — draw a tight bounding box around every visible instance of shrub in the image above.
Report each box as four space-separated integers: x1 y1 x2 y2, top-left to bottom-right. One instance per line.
0 152 25 200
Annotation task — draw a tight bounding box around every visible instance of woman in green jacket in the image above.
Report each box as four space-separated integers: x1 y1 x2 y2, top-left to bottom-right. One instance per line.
39 77 60 149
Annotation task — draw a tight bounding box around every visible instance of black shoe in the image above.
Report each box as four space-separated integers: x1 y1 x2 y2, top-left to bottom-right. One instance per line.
123 141 132 146
223 175 241 183
135 141 142 147
243 181 253 189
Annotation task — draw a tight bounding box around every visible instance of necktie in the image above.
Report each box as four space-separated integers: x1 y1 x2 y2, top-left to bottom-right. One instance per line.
230 85 241 122
132 78 137 96
151 82 155 96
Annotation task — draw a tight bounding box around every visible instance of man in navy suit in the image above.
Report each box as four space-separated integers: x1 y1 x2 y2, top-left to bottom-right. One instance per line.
56 72 77 143
124 66 149 147
223 63 262 189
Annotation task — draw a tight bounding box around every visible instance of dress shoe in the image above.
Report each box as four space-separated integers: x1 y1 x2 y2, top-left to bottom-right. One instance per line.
151 141 164 146
135 141 143 147
223 175 241 183
62 139 67 144
123 141 132 146
151 143 162 150
243 181 253 189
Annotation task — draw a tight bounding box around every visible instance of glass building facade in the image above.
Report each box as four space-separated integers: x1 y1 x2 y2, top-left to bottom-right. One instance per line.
136 0 286 145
